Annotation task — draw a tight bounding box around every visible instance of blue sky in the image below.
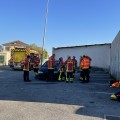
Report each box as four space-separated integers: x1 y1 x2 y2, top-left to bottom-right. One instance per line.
0 0 120 55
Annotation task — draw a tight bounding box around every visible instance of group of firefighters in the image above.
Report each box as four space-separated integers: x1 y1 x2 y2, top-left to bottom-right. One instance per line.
47 54 92 83
22 53 120 102
22 53 91 83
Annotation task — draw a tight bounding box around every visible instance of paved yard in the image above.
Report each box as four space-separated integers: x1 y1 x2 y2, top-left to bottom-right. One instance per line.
0 66 120 120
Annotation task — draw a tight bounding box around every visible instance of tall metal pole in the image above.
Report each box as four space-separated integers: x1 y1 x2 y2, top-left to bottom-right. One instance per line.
41 0 49 65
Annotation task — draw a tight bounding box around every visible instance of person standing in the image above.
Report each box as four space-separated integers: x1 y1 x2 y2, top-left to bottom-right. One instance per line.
47 54 55 81
72 56 77 78
23 55 31 82
33 55 40 79
87 55 92 78
80 55 91 83
64 56 74 83
58 57 65 81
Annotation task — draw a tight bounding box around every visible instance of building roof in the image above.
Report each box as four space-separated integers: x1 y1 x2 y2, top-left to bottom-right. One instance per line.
53 43 111 50
2 40 29 47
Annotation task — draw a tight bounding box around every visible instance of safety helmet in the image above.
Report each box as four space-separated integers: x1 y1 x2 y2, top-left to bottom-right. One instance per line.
27 55 30 58
83 54 87 57
73 56 75 59
59 57 62 60
80 56 83 58
52 54 55 57
67 55 71 59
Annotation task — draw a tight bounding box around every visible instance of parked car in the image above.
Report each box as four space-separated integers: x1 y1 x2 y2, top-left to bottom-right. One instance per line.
37 60 60 81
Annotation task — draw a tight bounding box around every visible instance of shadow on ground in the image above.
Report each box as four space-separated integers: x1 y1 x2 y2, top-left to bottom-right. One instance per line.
0 66 120 119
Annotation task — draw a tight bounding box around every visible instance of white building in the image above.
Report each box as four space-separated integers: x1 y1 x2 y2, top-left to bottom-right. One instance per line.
0 51 11 66
53 43 111 70
110 31 120 79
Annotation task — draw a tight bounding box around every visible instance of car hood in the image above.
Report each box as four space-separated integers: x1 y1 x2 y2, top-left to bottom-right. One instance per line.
39 67 48 72
39 66 59 72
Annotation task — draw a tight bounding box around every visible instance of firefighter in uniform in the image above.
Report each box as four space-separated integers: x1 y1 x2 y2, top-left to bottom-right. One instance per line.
80 55 90 83
58 57 65 81
33 55 40 79
86 55 92 77
47 54 55 81
72 56 77 78
64 56 74 83
23 55 31 82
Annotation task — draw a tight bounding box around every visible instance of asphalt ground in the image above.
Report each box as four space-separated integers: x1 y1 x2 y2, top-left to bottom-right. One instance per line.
0 66 120 120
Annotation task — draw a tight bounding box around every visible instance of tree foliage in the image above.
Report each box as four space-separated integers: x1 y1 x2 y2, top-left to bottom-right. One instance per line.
26 44 48 60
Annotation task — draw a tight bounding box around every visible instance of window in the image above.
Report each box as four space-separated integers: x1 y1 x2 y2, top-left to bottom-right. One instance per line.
5 46 10 51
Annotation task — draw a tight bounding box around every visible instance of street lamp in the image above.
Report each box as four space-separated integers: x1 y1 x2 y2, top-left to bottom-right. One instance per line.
41 0 50 65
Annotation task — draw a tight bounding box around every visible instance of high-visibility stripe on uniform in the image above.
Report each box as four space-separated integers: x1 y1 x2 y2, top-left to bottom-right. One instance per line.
81 58 90 69
48 60 54 69
48 56 55 69
66 61 73 72
23 59 30 71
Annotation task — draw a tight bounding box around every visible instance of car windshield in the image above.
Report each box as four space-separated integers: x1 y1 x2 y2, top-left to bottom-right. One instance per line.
41 60 59 68
42 61 48 67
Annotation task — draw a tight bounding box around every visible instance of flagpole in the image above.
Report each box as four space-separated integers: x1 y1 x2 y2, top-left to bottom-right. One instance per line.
41 0 49 65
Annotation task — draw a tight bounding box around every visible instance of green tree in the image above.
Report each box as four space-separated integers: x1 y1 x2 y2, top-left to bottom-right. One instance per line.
27 44 48 60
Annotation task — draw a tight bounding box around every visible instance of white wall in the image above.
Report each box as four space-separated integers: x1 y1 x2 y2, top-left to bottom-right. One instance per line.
53 44 111 70
110 31 120 79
